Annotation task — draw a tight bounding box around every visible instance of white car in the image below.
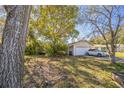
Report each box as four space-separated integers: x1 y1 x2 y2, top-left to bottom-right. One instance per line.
87 49 108 57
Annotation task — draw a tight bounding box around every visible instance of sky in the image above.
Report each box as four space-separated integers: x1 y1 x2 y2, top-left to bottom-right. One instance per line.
75 24 92 39
75 5 124 40
0 5 124 42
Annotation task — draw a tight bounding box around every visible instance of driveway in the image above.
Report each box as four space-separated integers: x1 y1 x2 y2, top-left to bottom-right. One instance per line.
115 57 124 63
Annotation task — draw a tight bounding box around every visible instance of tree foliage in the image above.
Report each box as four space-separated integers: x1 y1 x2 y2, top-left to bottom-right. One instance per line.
90 27 124 45
27 5 79 56
118 27 124 44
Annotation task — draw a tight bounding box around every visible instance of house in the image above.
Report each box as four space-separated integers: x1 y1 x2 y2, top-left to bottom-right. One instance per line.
93 44 108 51
68 40 92 56
116 44 124 52
93 44 124 52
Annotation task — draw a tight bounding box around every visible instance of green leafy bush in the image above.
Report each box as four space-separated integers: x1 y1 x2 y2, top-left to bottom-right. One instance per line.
43 41 68 57
25 40 44 55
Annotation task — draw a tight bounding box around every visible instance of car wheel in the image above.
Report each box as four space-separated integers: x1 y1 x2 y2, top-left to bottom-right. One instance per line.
86 52 89 56
97 53 102 57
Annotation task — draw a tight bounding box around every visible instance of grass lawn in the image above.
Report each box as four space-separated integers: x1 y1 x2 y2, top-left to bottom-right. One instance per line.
116 52 124 58
23 55 124 88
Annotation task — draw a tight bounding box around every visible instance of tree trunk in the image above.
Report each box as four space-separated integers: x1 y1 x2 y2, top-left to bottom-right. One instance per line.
110 52 116 64
0 5 31 88
110 43 116 64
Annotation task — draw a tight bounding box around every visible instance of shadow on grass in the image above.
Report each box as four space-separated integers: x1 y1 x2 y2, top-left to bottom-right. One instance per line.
23 56 123 88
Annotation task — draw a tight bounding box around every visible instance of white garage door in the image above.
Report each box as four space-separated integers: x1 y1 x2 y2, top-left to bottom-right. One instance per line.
74 48 88 56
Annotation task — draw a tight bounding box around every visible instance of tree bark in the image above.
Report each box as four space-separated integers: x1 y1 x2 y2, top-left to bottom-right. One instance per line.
0 5 31 88
110 43 116 64
110 52 116 64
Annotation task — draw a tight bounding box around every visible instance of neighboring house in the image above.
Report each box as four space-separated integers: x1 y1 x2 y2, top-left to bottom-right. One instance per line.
93 44 107 51
68 40 92 56
93 44 124 52
116 44 124 52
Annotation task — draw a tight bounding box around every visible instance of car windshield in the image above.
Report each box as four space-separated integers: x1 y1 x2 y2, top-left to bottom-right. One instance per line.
89 49 97 51
89 49 101 52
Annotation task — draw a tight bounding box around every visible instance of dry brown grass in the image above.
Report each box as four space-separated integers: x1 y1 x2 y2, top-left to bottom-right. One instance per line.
23 55 124 88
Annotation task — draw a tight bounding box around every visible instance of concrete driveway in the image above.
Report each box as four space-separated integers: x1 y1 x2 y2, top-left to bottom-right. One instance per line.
114 57 124 63
85 55 124 63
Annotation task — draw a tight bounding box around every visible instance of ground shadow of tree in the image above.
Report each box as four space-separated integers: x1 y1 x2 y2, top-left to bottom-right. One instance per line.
23 56 121 88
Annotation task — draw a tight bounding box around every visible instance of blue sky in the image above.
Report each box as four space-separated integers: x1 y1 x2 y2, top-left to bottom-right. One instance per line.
75 24 92 39
75 5 124 40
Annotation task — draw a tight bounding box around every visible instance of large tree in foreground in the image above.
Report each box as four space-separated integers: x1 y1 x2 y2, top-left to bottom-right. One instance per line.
0 5 31 88
78 5 124 64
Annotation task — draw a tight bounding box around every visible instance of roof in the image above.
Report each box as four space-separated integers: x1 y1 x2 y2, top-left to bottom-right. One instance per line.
94 44 124 48
93 44 107 47
68 40 92 46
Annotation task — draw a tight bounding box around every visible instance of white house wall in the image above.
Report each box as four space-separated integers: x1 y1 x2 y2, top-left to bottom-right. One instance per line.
72 41 91 56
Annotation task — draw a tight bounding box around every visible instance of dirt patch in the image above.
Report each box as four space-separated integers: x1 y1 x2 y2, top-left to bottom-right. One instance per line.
23 57 68 88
